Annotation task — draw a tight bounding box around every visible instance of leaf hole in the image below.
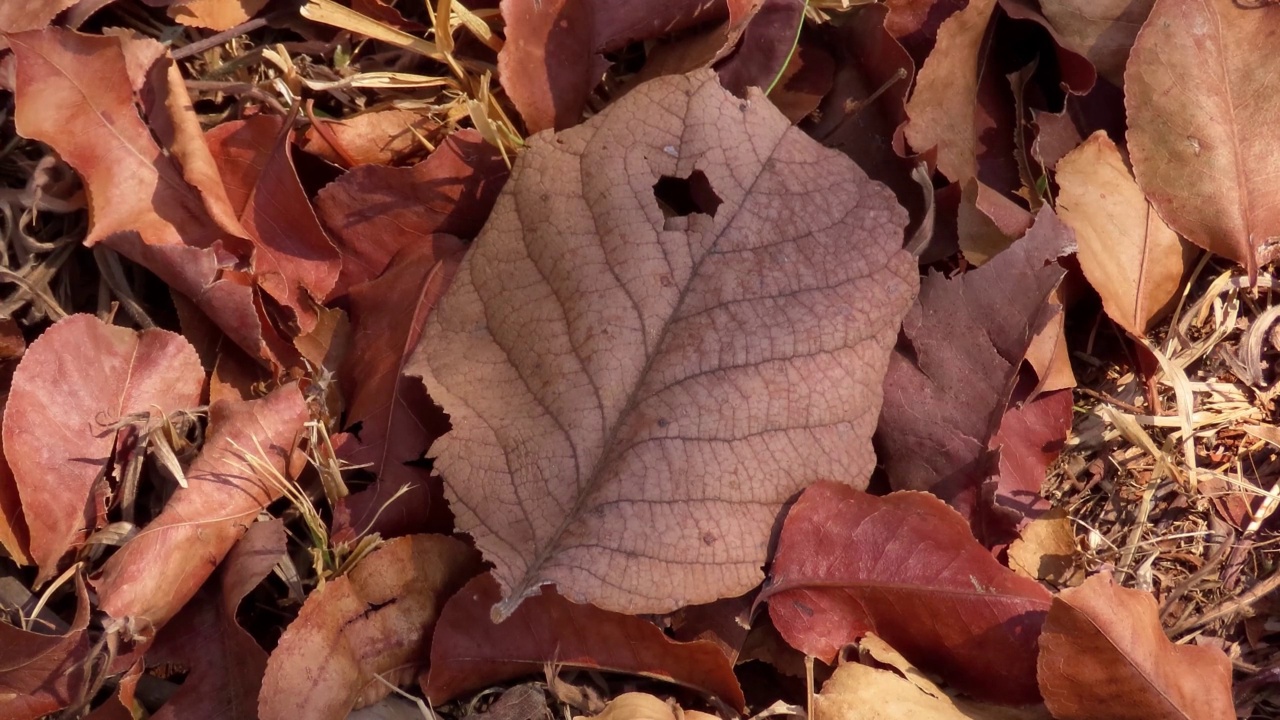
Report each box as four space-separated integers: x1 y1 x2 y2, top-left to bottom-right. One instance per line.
652 170 722 219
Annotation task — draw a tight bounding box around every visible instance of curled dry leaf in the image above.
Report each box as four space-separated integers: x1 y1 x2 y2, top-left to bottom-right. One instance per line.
2 314 204 582
259 535 481 720
1037 573 1235 720
762 481 1052 705
315 129 508 295
0 0 78 32
1125 0 1280 279
409 70 917 618
146 519 288 720
8 28 276 363
877 207 1073 523
426 573 745 711
204 115 341 329
988 382 1074 529
334 241 466 540
300 107 441 167
96 383 308 630
1056 131 1192 338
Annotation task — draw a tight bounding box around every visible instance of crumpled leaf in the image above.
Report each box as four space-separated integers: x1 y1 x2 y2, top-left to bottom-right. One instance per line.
333 241 466 540
762 481 1052 704
146 518 288 720
204 115 341 330
259 535 481 720
1039 0 1154 86
877 207 1074 523
8 28 279 364
316 129 507 295
3 314 204 582
96 383 307 630
426 573 745 711
0 578 90 720
1037 573 1235 720
1056 131 1192 337
409 70 917 618
1126 0 1280 279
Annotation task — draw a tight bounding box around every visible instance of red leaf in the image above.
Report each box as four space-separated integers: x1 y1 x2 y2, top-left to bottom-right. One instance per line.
259 535 481 720
426 573 746 711
989 383 1074 528
1038 573 1235 720
763 481 1051 704
315 129 507 296
0 578 90 720
204 115 341 328
334 241 465 540
146 519 288 720
3 314 204 582
96 383 308 630
8 28 281 364
876 207 1073 523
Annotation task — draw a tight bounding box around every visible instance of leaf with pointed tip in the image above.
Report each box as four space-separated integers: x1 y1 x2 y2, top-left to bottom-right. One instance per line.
409 70 917 619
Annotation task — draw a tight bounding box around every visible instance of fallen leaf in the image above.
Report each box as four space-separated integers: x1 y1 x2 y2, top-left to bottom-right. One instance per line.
1056 131 1193 337
715 0 807 99
1039 0 1154 86
902 0 1000 185
409 70 917 617
0 408 30 565
763 481 1052 705
259 535 481 720
1007 508 1079 586
426 573 745 710
816 655 1004 720
95 383 307 630
316 129 507 295
877 207 1073 522
0 577 90 720
164 0 270 31
146 518 288 720
498 0 729 131
334 241 466 540
764 35 835 123
1037 573 1235 720
205 115 341 329
3 314 204 581
300 107 441 168
575 693 720 720
8 28 278 363
0 0 78 32
988 382 1074 528
883 0 967 65
1125 0 1280 279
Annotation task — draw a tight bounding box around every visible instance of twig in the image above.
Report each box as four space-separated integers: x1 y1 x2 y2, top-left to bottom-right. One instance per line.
171 15 271 60
1172 565 1280 634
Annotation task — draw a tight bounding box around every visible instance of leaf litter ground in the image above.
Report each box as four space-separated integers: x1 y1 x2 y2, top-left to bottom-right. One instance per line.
1 1 1279 719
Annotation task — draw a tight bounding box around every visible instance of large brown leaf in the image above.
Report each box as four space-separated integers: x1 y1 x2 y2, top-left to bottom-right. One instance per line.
762 481 1052 705
409 70 918 618
3 314 204 582
1037 573 1234 720
1125 0 1280 280
425 573 745 710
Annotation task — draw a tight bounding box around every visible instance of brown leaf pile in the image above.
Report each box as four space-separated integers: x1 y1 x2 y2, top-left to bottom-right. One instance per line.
0 0 1270 718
